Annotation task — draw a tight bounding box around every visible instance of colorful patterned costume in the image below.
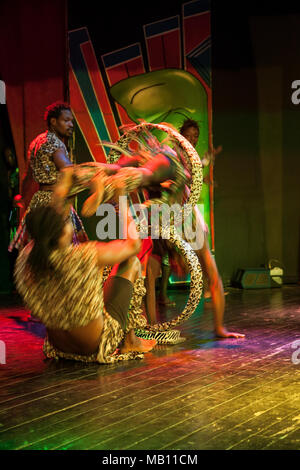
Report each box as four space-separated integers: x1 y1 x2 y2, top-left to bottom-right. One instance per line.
9 131 87 251
106 122 204 343
52 122 204 345
14 122 204 362
15 241 147 363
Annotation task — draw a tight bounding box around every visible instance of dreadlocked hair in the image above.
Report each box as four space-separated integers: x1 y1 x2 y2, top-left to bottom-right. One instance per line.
179 118 200 135
26 206 66 279
44 101 71 128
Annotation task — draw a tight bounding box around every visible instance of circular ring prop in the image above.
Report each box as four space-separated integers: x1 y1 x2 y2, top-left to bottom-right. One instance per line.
107 122 203 206
107 122 204 344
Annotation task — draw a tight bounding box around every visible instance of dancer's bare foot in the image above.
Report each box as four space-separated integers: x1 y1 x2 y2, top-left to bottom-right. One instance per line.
204 290 228 301
215 327 245 339
120 329 157 353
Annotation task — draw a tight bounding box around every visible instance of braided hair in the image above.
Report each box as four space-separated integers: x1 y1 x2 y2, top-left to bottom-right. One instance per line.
26 206 66 279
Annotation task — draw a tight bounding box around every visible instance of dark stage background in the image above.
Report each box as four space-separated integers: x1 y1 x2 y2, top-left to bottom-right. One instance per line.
210 2 300 286
0 0 67 292
1 0 300 290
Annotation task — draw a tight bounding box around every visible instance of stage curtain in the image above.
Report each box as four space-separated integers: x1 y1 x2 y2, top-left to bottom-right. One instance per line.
0 0 68 210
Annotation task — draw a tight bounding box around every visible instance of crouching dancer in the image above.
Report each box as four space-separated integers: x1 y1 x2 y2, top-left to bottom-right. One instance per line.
14 204 156 364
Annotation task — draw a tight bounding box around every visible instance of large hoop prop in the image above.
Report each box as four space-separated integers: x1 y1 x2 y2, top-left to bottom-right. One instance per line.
107 122 204 344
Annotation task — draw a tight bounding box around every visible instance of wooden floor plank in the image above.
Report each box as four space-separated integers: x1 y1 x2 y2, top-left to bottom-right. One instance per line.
169 393 299 450
18 359 288 450
0 329 293 437
28 362 296 450
89 372 297 451
0 286 299 450
0 320 294 418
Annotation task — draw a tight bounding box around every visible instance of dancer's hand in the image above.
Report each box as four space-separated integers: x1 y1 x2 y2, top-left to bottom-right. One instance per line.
117 155 142 168
202 145 223 167
215 327 245 339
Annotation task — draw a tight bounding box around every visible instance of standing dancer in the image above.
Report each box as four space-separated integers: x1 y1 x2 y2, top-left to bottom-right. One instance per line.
9 101 87 251
143 120 244 339
9 101 179 251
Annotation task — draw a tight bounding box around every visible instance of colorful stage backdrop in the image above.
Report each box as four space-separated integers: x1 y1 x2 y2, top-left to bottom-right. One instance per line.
68 0 214 251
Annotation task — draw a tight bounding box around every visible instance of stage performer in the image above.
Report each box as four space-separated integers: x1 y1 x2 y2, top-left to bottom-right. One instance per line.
144 119 244 339
14 201 157 364
157 118 212 302
9 101 89 251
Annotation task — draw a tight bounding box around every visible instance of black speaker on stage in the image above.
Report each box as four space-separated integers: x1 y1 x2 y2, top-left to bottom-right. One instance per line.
233 268 271 289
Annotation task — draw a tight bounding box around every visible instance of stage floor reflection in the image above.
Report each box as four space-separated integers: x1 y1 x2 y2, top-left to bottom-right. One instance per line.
0 286 299 450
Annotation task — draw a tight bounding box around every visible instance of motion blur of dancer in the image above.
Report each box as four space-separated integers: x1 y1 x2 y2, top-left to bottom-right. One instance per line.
180 118 211 300
14 113 192 357
14 198 157 364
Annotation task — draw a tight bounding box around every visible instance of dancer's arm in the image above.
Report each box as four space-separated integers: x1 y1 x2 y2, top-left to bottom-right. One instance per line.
53 149 73 169
138 154 176 187
112 154 175 191
95 200 141 267
95 238 141 267
117 155 141 168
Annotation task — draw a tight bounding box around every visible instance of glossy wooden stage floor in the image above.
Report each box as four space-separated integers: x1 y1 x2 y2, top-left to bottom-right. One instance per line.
0 286 299 450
